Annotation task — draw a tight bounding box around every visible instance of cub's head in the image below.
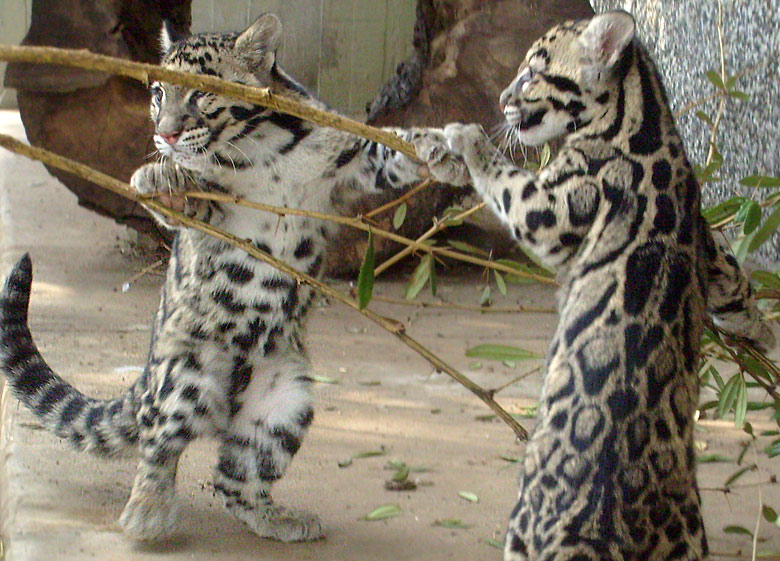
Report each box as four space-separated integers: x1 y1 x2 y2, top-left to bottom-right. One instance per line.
500 10 636 146
150 14 306 165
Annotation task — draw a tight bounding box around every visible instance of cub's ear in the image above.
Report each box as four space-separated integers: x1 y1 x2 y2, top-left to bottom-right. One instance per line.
234 13 283 72
578 10 635 72
160 20 189 58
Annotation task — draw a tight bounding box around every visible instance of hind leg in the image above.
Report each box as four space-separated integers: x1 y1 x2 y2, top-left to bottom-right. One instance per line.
214 355 323 542
119 358 209 539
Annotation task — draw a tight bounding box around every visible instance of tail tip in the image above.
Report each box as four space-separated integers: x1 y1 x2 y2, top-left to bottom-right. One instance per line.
5 253 33 295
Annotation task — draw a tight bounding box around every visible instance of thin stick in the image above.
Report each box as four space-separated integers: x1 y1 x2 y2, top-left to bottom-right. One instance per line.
374 204 486 276
364 178 434 219
178 191 557 284
366 294 556 314
490 366 543 396
0 133 528 440
0 45 418 161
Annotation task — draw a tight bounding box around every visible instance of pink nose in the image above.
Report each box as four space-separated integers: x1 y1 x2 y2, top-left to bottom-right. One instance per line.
159 132 181 145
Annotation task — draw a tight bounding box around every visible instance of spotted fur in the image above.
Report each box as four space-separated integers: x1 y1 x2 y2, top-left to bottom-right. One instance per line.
0 14 460 543
416 11 774 561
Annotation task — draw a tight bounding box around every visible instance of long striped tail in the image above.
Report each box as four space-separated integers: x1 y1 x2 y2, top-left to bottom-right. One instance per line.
0 254 140 457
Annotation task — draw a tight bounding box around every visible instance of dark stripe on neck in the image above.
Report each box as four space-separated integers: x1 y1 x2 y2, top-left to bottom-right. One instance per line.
628 48 663 155
597 43 634 141
271 63 311 98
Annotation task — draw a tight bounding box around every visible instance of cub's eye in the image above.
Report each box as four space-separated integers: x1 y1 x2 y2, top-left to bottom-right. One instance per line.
518 67 536 90
150 85 163 104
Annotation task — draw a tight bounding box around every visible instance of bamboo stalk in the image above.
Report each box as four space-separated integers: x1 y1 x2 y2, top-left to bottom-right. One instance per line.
0 45 418 161
0 132 529 440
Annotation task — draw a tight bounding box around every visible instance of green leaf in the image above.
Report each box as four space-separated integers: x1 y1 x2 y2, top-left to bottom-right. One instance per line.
405 255 432 300
748 205 780 253
734 231 757 262
495 258 554 281
458 491 479 503
702 196 744 224
465 344 542 362
725 75 738 90
385 459 405 470
724 465 753 487
729 90 749 101
709 143 724 170
734 375 748 428
752 271 780 290
736 441 750 465
365 504 401 521
706 70 725 89
441 206 464 227
392 203 407 230
740 175 780 188
352 447 387 459
539 143 552 169
485 538 505 550
723 525 753 537
494 270 507 295
765 438 780 458
357 229 375 309
762 505 779 525
428 254 438 297
513 405 539 419
695 111 714 126
736 200 762 235
479 285 492 307
500 454 522 463
717 374 742 419
392 464 410 482
698 453 732 463
311 375 340 384
447 239 489 257
434 518 471 529
709 365 725 391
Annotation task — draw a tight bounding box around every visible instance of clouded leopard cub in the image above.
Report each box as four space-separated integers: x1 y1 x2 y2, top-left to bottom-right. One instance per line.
0 15 459 542
415 10 774 561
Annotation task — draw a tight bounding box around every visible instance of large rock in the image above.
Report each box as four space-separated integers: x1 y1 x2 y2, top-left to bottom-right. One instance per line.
591 1 780 258
5 0 192 239
328 0 595 273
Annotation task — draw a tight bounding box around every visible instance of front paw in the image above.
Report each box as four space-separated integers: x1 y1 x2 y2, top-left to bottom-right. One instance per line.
443 123 488 159
413 132 471 187
131 164 210 226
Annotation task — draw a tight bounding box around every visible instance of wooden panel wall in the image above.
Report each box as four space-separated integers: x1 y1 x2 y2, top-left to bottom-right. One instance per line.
191 0 416 116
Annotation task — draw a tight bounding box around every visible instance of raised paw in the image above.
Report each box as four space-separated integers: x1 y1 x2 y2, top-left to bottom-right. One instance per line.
227 502 324 542
443 123 487 158
413 132 472 187
119 484 179 541
130 163 211 227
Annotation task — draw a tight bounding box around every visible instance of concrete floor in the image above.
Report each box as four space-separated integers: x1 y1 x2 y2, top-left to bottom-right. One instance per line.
0 110 778 560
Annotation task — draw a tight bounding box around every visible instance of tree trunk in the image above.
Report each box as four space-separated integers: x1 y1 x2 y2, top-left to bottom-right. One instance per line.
5 0 191 239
